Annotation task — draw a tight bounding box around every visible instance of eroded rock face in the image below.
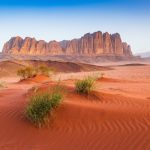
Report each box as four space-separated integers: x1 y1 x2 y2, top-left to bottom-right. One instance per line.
111 33 124 55
103 32 113 54
93 31 103 54
122 42 132 56
48 41 63 55
2 31 133 56
3 36 23 54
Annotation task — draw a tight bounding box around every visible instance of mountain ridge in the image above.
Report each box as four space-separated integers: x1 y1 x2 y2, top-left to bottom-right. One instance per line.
2 31 133 56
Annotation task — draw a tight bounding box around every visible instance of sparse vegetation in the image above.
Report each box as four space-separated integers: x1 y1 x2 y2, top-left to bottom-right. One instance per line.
75 76 96 95
17 65 53 80
17 69 26 80
17 67 35 80
101 72 105 78
38 65 53 76
0 83 3 88
25 67 36 78
25 84 64 127
30 86 39 93
0 81 7 89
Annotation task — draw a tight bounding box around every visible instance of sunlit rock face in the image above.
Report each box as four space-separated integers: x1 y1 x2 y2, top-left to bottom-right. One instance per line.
2 31 133 56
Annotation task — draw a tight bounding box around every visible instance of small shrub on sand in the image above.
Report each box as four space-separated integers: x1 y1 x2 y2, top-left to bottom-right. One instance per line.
17 66 53 80
38 65 53 76
25 67 36 78
17 69 27 80
30 86 39 93
25 84 64 127
0 82 3 88
17 67 36 80
75 76 96 95
0 81 7 89
101 72 105 79
0 83 2 88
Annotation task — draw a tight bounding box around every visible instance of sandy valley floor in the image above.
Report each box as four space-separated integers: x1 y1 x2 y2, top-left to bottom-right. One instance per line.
0 64 150 150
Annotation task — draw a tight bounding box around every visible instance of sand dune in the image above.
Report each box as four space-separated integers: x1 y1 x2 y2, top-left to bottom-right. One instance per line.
0 60 111 78
0 65 150 150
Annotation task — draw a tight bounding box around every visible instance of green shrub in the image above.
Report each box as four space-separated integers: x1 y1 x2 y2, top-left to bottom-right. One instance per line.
25 67 36 78
50 83 64 108
75 76 96 95
0 82 3 88
101 72 105 78
17 67 35 79
38 65 53 76
25 84 63 127
17 66 53 80
17 69 27 79
0 81 7 89
31 86 39 93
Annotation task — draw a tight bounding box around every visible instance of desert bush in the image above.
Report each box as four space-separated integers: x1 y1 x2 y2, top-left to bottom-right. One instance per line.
101 72 105 78
17 66 53 80
75 76 96 95
0 83 2 88
30 86 39 93
50 83 64 108
25 84 63 127
17 69 27 79
25 67 36 78
0 81 7 89
38 65 53 76
17 67 36 79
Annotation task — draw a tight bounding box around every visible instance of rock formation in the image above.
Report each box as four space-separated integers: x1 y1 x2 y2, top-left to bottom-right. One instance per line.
2 31 133 56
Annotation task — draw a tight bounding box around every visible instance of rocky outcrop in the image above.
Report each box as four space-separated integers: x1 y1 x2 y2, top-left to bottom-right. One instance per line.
111 33 124 55
122 42 132 56
103 32 113 54
2 36 23 54
2 31 133 56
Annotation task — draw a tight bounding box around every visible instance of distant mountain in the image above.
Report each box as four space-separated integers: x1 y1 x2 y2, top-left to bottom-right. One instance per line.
2 31 132 57
136 52 150 58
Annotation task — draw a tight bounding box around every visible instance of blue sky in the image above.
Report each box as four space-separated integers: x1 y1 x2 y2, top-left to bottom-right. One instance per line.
0 0 150 53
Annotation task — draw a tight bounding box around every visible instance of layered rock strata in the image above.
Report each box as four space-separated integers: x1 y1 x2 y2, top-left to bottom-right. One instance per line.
2 31 133 56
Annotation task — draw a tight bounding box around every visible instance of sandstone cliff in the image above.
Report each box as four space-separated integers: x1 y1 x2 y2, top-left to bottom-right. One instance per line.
2 31 132 56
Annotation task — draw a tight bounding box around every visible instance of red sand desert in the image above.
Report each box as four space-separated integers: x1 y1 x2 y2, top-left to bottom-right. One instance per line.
0 63 150 150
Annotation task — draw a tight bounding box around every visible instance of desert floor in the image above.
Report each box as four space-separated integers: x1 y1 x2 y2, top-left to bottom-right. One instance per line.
0 64 150 150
